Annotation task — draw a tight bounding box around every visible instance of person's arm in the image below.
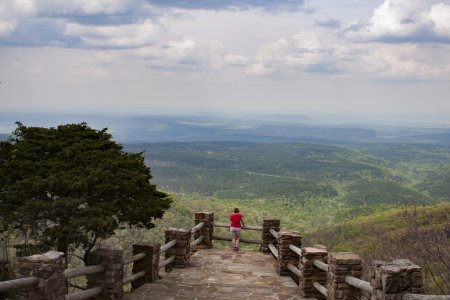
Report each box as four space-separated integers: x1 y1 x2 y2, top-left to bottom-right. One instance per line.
240 216 245 228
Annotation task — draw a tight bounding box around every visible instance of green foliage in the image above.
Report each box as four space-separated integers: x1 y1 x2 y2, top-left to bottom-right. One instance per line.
416 166 450 199
125 141 449 206
0 123 171 259
306 202 450 255
344 180 431 205
306 202 450 294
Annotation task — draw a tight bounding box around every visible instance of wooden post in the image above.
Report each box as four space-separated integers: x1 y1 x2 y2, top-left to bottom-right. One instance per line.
194 212 214 248
300 246 328 299
369 259 423 300
17 251 67 300
86 248 124 299
131 243 160 290
261 217 280 252
327 252 362 300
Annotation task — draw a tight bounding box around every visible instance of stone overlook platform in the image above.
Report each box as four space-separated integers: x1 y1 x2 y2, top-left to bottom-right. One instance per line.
125 247 304 300
0 212 436 300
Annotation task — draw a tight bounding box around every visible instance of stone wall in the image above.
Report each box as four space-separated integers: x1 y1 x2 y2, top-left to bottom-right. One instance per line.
194 212 214 248
261 217 280 252
277 230 302 277
369 259 423 300
165 228 191 270
300 247 328 299
17 251 67 300
87 248 124 300
327 252 363 300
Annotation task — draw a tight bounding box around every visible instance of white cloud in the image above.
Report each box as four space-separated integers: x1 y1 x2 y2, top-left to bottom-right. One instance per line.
345 0 450 43
65 20 158 48
356 43 450 79
0 20 17 37
73 0 130 15
245 62 272 76
244 32 346 75
11 0 37 16
24 0 135 16
0 0 36 37
225 54 248 66
133 38 224 70
427 4 450 38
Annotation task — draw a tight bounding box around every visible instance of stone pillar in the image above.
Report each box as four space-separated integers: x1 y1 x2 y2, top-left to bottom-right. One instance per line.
277 231 302 278
165 228 191 272
131 243 160 290
86 248 124 300
300 247 328 299
17 251 67 300
261 217 280 252
369 259 423 300
327 252 363 300
194 212 214 248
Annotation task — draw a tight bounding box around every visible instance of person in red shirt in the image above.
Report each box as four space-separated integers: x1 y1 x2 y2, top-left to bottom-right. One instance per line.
230 207 245 251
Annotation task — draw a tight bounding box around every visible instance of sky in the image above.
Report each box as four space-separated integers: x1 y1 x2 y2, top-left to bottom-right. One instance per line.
1 0 450 125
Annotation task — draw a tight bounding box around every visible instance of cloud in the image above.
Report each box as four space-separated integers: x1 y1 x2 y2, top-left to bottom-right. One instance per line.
64 19 159 48
0 20 17 37
359 44 450 79
315 18 341 29
225 54 248 66
427 3 450 38
0 0 158 46
344 0 450 43
146 0 310 12
133 38 223 70
240 32 347 76
245 62 272 76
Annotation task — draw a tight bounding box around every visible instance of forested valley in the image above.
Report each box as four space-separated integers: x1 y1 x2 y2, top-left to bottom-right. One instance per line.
1 126 449 294
124 141 450 294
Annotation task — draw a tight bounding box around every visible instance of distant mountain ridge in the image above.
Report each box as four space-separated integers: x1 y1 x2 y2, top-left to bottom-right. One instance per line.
1 113 450 145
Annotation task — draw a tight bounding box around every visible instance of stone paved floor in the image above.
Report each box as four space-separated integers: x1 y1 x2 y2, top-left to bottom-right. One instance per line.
124 247 307 300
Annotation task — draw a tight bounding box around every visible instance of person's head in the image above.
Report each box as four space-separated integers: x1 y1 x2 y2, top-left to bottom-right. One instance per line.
234 207 240 213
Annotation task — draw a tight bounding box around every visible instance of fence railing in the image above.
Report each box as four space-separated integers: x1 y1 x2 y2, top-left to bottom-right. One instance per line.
1 212 447 300
211 222 263 245
0 276 39 293
0 214 207 299
263 226 442 300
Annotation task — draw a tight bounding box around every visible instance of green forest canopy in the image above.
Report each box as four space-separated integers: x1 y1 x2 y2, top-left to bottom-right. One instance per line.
0 123 171 260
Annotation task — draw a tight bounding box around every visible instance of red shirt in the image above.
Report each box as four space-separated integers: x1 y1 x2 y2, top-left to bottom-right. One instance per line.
230 213 242 228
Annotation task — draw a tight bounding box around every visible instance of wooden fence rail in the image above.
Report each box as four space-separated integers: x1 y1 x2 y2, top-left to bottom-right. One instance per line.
1 211 445 300
268 243 279 258
63 265 105 279
313 282 328 297
0 277 38 293
160 239 177 254
345 275 373 293
212 223 263 231
191 222 205 234
313 259 328 272
190 236 204 248
123 253 146 265
123 271 146 286
269 228 279 239
212 235 262 245
211 220 265 245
